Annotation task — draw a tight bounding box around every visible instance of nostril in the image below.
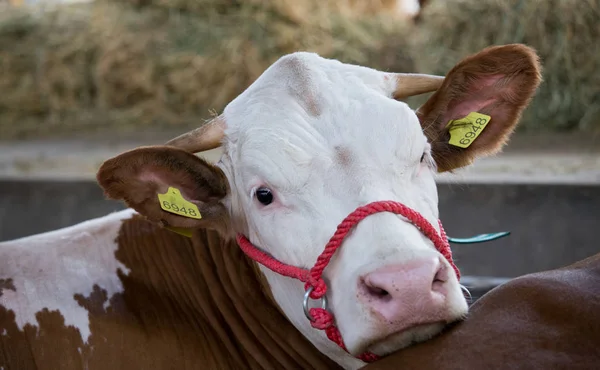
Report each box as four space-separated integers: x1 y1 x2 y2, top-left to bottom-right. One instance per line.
432 260 448 292
433 266 446 282
368 286 389 297
361 277 392 301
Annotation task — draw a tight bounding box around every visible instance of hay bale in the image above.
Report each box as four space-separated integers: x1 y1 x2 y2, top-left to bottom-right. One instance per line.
0 4 108 138
411 0 600 132
0 1 414 140
104 0 410 19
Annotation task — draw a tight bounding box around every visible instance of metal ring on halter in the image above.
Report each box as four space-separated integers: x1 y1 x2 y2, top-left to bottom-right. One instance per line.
303 286 328 322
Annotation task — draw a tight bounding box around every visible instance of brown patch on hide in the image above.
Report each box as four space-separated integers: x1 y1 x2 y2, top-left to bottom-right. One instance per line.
0 279 16 297
113 215 340 369
1 215 340 370
0 305 88 369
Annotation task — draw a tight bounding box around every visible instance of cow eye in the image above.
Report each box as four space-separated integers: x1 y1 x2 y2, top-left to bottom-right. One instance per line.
420 153 426 163
256 188 274 205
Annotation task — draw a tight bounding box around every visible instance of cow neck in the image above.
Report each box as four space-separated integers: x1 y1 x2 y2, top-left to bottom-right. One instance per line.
117 215 340 370
191 230 342 369
236 200 460 363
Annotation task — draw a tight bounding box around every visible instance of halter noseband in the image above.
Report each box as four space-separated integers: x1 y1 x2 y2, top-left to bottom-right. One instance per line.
236 200 460 363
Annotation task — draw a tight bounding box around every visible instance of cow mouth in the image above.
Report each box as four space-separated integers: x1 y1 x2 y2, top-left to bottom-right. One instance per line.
362 321 448 357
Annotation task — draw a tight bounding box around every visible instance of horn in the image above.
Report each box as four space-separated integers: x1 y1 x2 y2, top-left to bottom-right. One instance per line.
392 73 445 100
165 116 226 153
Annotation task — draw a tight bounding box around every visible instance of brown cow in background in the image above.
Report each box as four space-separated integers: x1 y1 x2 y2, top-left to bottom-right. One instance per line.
364 253 600 369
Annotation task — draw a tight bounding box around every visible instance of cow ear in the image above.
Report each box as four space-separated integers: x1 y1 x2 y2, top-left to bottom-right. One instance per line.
416 44 542 172
96 146 229 231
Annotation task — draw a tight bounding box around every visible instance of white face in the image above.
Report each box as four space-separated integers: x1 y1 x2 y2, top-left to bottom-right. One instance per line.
216 53 468 366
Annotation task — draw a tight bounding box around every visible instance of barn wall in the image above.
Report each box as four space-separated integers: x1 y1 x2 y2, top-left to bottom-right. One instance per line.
1 180 598 280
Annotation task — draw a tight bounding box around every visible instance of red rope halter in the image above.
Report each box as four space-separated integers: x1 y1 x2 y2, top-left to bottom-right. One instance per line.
236 200 460 363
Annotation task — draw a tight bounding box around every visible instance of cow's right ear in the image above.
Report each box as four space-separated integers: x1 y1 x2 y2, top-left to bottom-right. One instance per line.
96 146 229 232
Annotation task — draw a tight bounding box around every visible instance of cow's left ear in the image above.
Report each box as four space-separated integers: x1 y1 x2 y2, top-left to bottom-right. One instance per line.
416 44 542 172
96 146 229 232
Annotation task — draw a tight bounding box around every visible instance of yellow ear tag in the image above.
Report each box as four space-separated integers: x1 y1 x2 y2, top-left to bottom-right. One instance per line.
164 226 194 238
157 187 202 220
445 112 491 148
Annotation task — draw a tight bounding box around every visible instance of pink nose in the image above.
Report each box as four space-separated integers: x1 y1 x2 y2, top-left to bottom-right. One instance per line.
359 257 450 326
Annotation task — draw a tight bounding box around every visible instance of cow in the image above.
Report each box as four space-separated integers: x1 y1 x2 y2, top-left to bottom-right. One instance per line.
0 43 542 369
363 252 600 370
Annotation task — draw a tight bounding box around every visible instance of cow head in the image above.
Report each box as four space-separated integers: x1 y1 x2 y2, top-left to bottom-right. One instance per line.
97 44 541 368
